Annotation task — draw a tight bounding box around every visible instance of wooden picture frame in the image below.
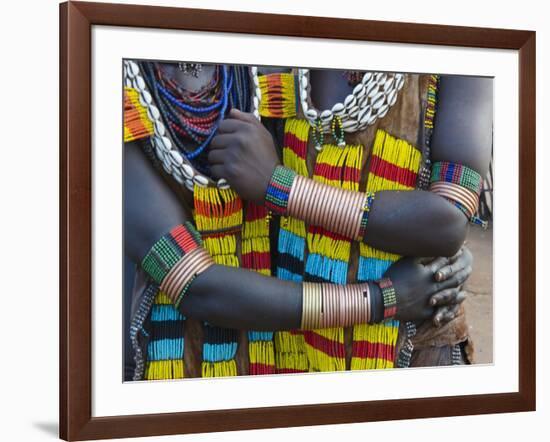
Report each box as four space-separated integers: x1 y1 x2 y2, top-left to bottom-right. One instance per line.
59 1 536 440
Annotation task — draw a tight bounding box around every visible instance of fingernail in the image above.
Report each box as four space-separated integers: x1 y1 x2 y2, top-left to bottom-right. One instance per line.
430 298 437 306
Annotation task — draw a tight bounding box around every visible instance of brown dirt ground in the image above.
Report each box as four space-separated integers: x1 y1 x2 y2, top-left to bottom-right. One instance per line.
463 225 493 364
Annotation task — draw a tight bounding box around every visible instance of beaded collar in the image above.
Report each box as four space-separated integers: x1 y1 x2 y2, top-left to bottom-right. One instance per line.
298 69 405 134
124 61 404 194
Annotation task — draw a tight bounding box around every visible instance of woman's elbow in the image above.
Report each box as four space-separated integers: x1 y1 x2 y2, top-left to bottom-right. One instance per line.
427 201 469 256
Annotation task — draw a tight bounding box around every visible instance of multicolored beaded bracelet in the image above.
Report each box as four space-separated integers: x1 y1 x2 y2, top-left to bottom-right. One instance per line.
141 222 215 309
375 277 397 320
265 165 297 215
356 192 376 241
430 162 489 228
430 161 483 196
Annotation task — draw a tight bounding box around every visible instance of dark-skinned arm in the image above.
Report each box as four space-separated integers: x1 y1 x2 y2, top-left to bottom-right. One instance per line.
125 140 470 330
208 76 493 257
354 76 492 256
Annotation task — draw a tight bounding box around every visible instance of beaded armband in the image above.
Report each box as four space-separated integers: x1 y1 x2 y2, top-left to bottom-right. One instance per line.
431 161 483 195
265 165 297 215
357 192 376 241
141 222 215 309
430 161 487 228
375 277 397 320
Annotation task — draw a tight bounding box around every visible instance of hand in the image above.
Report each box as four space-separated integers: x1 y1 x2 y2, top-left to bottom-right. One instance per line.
208 109 280 203
426 246 473 327
383 249 471 323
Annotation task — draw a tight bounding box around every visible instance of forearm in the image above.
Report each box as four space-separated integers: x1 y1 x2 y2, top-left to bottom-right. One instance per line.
179 264 387 330
267 167 467 257
125 143 385 330
137 216 387 331
178 264 301 330
364 189 467 257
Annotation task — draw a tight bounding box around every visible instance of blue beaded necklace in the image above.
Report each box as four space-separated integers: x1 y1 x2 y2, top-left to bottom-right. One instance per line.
143 63 233 162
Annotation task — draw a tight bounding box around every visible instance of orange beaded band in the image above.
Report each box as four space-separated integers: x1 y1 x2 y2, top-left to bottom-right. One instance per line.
300 282 372 329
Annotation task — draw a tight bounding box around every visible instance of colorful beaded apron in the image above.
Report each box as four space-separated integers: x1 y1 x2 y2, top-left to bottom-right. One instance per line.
193 186 242 377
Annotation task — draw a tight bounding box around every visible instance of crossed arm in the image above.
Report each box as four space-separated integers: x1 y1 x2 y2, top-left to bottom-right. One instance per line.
208 76 493 257
125 75 491 330
125 139 470 330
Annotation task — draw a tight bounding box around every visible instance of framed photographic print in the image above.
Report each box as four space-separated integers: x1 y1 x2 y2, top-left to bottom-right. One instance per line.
60 1 536 440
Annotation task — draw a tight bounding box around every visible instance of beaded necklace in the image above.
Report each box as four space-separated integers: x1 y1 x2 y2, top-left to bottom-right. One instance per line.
228 66 252 113
298 69 405 134
144 62 231 163
125 61 265 379
130 61 254 190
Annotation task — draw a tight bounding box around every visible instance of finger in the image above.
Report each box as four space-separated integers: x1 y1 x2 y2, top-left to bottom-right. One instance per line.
436 266 472 291
207 148 226 165
228 108 258 124
415 257 435 265
432 307 446 328
440 304 461 326
209 164 226 180
210 133 240 150
427 256 450 273
434 250 464 282
455 291 468 305
429 288 460 307
432 304 458 327
217 118 248 134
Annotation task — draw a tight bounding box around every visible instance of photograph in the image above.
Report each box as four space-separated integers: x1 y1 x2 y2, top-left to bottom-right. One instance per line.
123 60 494 382
0 0 541 439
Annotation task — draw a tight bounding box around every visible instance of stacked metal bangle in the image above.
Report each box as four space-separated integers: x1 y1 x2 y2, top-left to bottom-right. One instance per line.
300 282 372 329
141 222 215 309
265 166 377 240
286 174 372 240
375 277 397 320
430 181 479 219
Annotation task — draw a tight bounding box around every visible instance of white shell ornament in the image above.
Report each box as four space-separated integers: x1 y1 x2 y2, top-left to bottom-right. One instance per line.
331 102 345 115
193 175 208 188
305 108 318 120
169 150 183 166
147 105 161 121
184 179 194 191
181 164 194 179
217 178 231 190
154 120 166 137
344 95 357 108
320 109 334 122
